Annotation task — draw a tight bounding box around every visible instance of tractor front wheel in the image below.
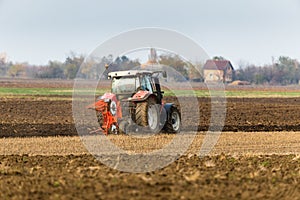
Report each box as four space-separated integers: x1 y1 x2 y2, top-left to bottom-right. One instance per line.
164 106 181 133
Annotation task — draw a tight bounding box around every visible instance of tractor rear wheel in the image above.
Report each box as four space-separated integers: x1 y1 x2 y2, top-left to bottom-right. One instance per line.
135 98 159 133
164 106 181 133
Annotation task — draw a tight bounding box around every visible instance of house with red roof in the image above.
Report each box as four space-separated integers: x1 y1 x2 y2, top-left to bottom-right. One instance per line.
203 59 234 83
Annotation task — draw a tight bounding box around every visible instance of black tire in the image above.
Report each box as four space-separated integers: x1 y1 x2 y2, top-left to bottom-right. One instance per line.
135 101 148 126
96 111 104 129
164 106 181 133
135 98 159 133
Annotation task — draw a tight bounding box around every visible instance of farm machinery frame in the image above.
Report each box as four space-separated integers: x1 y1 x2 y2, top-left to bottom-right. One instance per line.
88 70 181 135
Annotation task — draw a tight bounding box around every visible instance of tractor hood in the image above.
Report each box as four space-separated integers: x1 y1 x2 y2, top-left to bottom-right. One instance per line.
129 90 152 102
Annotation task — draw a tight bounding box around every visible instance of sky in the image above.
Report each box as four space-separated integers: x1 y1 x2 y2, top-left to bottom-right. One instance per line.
0 0 299 67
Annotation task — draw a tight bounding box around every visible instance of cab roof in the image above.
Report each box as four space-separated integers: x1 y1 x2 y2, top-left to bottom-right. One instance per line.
108 70 155 78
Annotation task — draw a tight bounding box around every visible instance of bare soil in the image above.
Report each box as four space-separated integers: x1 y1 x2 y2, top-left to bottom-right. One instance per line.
1 97 300 137
1 79 300 199
0 154 299 200
0 96 299 199
2 78 300 92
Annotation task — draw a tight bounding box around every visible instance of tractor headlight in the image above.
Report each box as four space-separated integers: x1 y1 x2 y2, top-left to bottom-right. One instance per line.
110 100 117 116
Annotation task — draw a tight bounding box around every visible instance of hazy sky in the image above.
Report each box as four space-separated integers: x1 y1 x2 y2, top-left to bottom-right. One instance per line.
0 0 299 66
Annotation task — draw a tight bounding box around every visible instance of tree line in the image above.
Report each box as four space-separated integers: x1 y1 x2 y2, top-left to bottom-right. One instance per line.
0 53 299 85
235 56 300 85
0 53 142 80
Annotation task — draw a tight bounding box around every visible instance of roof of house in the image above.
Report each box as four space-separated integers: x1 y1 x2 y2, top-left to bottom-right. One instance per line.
203 60 234 71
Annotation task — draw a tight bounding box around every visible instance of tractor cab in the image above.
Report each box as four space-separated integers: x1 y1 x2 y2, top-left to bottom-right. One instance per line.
108 70 165 103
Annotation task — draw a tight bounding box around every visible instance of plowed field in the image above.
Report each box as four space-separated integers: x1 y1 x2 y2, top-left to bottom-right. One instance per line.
1 97 300 137
0 79 299 199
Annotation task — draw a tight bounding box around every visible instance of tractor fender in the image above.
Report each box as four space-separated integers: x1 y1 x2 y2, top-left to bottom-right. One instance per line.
130 90 154 102
163 103 177 120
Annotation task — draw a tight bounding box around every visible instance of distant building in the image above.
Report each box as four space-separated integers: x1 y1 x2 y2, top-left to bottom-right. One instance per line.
203 60 234 83
0 52 7 64
141 48 159 68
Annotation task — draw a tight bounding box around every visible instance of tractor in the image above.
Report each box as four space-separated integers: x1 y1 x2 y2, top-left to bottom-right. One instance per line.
88 70 181 135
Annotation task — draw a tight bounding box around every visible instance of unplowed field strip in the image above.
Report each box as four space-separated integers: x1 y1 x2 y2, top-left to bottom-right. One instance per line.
1 132 299 156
